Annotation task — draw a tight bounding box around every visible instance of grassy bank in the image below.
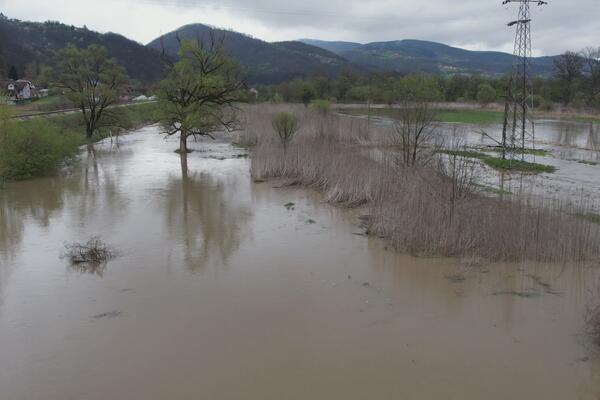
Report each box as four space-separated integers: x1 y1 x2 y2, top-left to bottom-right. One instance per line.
0 103 158 181
338 104 600 125
439 150 556 173
240 104 599 263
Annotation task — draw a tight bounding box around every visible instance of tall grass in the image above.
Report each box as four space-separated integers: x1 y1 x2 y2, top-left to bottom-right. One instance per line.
242 104 600 263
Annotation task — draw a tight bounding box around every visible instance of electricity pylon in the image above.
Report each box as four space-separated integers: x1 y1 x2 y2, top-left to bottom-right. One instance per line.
500 0 548 160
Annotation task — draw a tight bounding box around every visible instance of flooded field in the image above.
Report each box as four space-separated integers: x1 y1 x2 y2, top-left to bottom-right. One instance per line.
354 112 600 211
1 126 600 399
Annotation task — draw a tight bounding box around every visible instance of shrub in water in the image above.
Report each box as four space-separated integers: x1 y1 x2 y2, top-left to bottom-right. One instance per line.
0 120 78 180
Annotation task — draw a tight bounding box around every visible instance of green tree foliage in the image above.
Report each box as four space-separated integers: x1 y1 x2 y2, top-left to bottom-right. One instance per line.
395 74 443 102
310 99 332 114
0 119 78 180
272 112 299 155
301 86 316 107
56 44 127 138
476 84 497 108
157 38 245 154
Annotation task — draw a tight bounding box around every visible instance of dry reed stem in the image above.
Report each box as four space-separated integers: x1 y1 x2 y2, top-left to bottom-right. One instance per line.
241 104 600 263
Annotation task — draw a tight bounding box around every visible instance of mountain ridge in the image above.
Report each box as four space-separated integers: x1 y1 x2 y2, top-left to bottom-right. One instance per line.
146 23 360 84
299 38 557 75
0 15 560 86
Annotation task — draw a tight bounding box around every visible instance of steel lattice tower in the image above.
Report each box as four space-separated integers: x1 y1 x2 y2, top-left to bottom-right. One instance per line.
501 0 548 160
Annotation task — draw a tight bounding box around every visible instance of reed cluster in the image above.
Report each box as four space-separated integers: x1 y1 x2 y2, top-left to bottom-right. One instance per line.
241 104 600 262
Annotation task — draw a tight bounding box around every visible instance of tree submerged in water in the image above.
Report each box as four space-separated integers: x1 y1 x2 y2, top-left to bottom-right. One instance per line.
157 37 246 154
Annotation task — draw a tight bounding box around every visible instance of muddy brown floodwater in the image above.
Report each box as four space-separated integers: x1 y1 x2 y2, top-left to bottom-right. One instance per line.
1 126 600 400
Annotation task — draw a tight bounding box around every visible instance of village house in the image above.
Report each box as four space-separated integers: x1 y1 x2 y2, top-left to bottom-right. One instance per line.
1 79 36 102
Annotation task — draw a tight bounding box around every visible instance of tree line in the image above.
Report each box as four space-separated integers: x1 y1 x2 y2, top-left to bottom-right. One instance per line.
1 37 246 180
253 48 600 110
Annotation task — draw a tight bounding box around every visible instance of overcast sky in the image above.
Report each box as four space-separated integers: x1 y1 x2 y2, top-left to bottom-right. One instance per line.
1 0 598 55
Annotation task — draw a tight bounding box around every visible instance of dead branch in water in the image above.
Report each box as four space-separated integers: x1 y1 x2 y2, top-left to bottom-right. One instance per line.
63 237 115 265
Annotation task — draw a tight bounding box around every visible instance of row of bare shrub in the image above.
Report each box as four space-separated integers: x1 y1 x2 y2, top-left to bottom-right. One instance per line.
242 104 600 262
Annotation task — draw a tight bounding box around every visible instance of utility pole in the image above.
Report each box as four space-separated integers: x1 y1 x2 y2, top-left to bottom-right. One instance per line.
501 0 548 160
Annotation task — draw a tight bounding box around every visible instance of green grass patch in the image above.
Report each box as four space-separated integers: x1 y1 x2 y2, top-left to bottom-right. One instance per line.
439 149 556 173
488 147 550 157
482 157 557 173
575 213 600 224
434 110 504 125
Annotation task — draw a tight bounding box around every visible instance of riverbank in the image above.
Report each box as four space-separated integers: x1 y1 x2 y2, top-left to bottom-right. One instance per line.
240 104 600 263
0 102 158 181
336 102 600 124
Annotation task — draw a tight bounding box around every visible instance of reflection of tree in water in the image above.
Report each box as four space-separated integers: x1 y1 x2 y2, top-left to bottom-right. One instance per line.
164 155 252 272
72 145 130 226
557 123 578 147
586 122 600 162
0 144 130 265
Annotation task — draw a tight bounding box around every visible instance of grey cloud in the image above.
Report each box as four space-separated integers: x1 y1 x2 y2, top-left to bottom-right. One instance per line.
4 0 600 55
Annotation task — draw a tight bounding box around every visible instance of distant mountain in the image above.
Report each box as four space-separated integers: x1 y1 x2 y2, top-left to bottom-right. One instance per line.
0 16 164 82
299 39 363 55
301 38 556 75
147 24 361 84
0 14 559 87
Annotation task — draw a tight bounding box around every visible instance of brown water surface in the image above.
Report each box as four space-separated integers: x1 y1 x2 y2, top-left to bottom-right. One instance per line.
1 126 599 400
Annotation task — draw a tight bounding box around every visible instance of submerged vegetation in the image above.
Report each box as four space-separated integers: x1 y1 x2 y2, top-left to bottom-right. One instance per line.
63 236 115 265
240 104 600 263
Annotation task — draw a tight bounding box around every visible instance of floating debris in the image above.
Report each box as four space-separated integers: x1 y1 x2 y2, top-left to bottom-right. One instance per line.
445 274 467 283
63 236 115 265
91 310 122 320
492 290 541 299
527 274 563 296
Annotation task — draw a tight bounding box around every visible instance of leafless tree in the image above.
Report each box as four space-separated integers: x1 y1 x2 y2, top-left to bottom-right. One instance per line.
390 100 438 167
580 47 600 103
554 51 585 105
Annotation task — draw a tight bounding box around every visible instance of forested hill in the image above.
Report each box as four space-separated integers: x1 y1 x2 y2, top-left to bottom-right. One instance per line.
0 15 559 86
0 16 164 82
300 39 557 75
146 24 361 84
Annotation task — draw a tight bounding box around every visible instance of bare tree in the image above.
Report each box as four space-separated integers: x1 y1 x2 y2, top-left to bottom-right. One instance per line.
391 100 438 167
436 133 478 223
580 47 600 103
554 51 585 105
